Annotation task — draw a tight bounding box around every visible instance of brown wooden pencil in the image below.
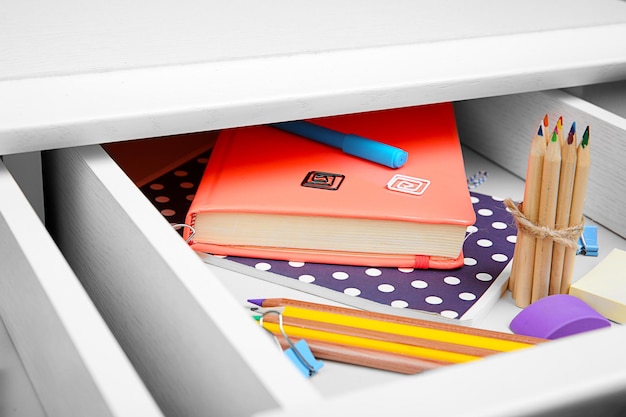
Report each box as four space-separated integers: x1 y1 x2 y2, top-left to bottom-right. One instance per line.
531 128 562 302
509 121 546 307
550 122 578 295
272 335 447 374
249 298 546 346
260 313 501 358
561 126 591 293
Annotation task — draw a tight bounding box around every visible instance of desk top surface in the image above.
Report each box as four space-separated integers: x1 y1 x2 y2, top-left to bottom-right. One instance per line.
3 0 626 154
3 0 626 81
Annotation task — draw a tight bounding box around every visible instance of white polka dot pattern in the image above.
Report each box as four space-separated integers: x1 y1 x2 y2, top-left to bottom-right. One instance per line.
227 193 516 320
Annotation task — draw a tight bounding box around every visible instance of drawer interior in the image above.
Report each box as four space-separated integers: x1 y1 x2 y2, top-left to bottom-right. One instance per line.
42 90 626 416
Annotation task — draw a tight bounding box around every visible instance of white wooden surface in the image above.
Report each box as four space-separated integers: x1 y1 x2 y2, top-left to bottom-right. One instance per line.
3 0 626 154
577 80 626 118
42 145 321 417
0 316 46 417
0 160 163 417
256 325 626 417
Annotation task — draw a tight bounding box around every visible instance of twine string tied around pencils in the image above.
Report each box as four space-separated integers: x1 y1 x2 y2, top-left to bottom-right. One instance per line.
504 198 583 250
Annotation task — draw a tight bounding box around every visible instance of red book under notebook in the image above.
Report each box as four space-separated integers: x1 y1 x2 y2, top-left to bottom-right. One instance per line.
184 103 475 269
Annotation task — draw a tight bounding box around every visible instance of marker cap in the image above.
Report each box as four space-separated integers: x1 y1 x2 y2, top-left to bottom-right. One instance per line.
343 134 408 168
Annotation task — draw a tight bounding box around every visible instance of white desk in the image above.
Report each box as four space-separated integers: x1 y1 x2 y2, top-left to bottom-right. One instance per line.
3 0 626 154
2 1 626 416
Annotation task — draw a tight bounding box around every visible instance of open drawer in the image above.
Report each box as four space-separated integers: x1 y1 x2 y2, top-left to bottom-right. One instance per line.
41 136 320 417
0 159 162 416
42 89 626 417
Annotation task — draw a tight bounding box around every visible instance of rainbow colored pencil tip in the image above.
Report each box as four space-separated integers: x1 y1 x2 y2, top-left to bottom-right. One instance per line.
567 122 576 144
582 126 590 148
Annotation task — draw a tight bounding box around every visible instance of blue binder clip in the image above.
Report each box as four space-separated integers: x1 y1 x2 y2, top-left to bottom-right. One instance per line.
577 225 598 256
284 339 324 378
259 311 324 378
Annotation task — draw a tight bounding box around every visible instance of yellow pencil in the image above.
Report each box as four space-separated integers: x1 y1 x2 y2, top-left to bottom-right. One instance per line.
550 122 578 295
561 126 591 293
261 313 500 358
260 321 481 364
259 305 537 353
531 128 562 302
250 298 546 345
510 120 546 307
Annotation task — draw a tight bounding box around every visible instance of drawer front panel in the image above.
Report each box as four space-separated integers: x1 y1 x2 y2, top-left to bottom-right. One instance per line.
42 146 320 417
0 160 161 417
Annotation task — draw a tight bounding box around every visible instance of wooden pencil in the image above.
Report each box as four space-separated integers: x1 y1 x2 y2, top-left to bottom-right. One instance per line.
272 334 447 374
561 126 591 293
550 122 578 295
259 320 480 364
509 121 546 307
262 305 536 352
531 129 562 302
249 298 546 346
259 313 502 358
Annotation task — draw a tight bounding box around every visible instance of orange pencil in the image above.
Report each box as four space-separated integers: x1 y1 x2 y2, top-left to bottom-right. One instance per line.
550 122 578 294
561 126 591 293
510 121 546 307
531 129 562 302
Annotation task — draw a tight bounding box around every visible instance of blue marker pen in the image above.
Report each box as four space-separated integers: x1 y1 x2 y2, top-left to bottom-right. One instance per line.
271 120 408 169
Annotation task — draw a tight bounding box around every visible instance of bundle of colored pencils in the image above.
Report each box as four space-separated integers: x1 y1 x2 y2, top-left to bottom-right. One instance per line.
250 298 545 374
508 116 591 308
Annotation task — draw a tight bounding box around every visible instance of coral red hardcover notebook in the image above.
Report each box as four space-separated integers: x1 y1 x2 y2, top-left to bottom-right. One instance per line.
184 103 475 268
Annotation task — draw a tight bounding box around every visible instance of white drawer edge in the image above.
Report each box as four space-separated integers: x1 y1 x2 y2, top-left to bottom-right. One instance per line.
3 23 626 156
43 145 321 417
256 325 626 417
455 89 626 239
0 160 162 417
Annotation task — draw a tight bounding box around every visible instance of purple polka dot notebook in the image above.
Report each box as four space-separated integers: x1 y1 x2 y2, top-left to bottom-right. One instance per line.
141 149 516 325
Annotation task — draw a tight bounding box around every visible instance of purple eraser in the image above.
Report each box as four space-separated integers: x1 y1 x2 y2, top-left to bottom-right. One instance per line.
510 294 611 340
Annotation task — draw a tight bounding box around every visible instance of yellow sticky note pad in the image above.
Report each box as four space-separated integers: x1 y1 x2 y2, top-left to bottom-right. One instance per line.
569 248 626 324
